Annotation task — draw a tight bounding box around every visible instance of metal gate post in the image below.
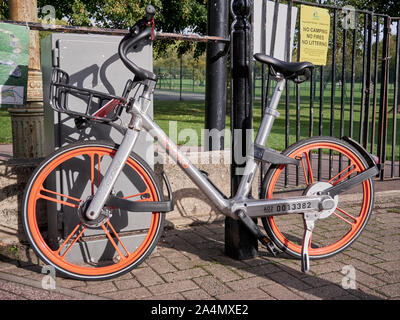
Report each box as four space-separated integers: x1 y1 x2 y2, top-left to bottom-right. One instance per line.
225 0 258 260
377 16 391 180
205 0 229 150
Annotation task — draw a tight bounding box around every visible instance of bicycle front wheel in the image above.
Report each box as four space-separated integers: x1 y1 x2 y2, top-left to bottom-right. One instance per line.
261 137 374 260
22 140 164 280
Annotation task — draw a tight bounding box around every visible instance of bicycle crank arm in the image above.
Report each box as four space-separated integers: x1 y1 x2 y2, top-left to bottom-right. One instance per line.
301 212 316 273
236 194 335 218
321 165 379 198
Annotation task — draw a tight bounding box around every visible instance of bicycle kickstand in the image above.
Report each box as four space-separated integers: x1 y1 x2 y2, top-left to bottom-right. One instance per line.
301 212 319 273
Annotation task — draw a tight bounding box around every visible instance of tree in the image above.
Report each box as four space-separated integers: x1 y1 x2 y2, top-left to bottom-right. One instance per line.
0 0 208 56
339 0 400 17
36 0 208 56
0 1 8 19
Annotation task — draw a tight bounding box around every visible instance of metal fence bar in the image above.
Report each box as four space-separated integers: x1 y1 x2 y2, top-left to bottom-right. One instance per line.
339 23 348 174
309 67 314 138
284 0 293 186
359 14 369 146
309 67 315 183
349 12 358 140
295 5 301 186
393 21 400 178
371 17 380 155
318 66 324 181
265 0 281 112
377 16 391 180
363 13 373 151
258 0 400 182
261 0 268 114
329 9 337 180
0 19 230 43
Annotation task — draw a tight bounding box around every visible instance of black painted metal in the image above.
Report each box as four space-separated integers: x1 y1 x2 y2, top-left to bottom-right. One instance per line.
254 1 399 182
349 13 357 141
328 10 337 181
377 16 391 180
318 65 324 181
359 14 368 147
339 25 347 174
205 0 229 150
362 13 373 152
392 21 400 178
226 0 258 260
371 17 380 155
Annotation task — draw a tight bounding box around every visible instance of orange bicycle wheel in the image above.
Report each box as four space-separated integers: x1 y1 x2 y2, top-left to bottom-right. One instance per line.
22 140 164 280
261 137 374 259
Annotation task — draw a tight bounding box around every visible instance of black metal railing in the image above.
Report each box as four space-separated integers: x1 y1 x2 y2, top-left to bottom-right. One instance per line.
256 0 400 182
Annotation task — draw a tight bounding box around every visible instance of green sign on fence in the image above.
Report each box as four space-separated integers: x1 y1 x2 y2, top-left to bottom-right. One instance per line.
0 22 29 106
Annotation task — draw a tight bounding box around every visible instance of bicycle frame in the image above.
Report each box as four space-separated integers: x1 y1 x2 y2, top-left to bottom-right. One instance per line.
84 78 373 222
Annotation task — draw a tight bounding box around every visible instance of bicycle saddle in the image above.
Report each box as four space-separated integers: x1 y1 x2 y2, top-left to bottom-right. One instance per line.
254 53 314 83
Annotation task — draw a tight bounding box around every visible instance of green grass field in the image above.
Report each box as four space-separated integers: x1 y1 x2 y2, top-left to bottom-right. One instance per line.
0 109 12 144
153 98 400 158
1 81 399 162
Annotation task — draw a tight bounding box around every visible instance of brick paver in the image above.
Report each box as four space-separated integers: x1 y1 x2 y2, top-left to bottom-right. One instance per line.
0 201 399 300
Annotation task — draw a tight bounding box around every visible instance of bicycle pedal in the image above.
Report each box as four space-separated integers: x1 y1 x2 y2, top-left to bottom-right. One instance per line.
237 210 280 256
265 240 280 257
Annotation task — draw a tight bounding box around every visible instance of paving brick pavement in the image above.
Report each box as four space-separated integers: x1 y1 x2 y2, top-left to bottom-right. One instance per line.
0 197 399 300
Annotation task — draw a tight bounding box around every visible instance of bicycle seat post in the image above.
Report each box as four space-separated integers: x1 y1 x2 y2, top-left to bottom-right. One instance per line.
234 79 285 200
256 78 285 146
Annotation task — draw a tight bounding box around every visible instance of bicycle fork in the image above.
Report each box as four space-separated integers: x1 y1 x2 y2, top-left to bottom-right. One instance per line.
84 127 140 221
84 84 160 222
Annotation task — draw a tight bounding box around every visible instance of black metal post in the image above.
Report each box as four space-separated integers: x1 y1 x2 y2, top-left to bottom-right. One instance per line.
392 21 400 178
377 16 391 180
371 18 380 155
359 14 368 146
349 13 357 140
329 9 337 180
205 0 229 150
339 25 348 174
225 0 258 260
362 13 373 151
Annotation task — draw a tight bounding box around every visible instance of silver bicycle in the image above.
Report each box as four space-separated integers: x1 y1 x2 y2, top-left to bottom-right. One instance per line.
22 5 379 280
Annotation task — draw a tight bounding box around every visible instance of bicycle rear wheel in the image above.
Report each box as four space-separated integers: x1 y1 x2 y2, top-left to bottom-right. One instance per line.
22 140 164 280
261 137 374 260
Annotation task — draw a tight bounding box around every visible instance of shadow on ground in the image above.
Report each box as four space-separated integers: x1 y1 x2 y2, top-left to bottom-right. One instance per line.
157 222 384 300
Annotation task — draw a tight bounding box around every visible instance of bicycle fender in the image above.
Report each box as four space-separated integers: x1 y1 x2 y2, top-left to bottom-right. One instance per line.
341 136 380 169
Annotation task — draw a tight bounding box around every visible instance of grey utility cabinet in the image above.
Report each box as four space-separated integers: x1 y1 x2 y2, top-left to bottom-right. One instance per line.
41 33 155 263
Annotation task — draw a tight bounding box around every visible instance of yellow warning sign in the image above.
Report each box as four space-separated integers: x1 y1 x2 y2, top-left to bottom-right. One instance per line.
299 5 330 66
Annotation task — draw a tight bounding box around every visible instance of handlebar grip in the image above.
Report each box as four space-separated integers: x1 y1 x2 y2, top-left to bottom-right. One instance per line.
119 5 157 81
145 5 156 22
118 28 157 82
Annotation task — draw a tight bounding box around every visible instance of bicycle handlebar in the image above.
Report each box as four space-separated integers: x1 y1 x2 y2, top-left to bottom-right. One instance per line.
118 5 157 82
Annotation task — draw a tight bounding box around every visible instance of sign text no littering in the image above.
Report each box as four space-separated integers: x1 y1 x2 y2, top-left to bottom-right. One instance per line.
299 5 330 66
